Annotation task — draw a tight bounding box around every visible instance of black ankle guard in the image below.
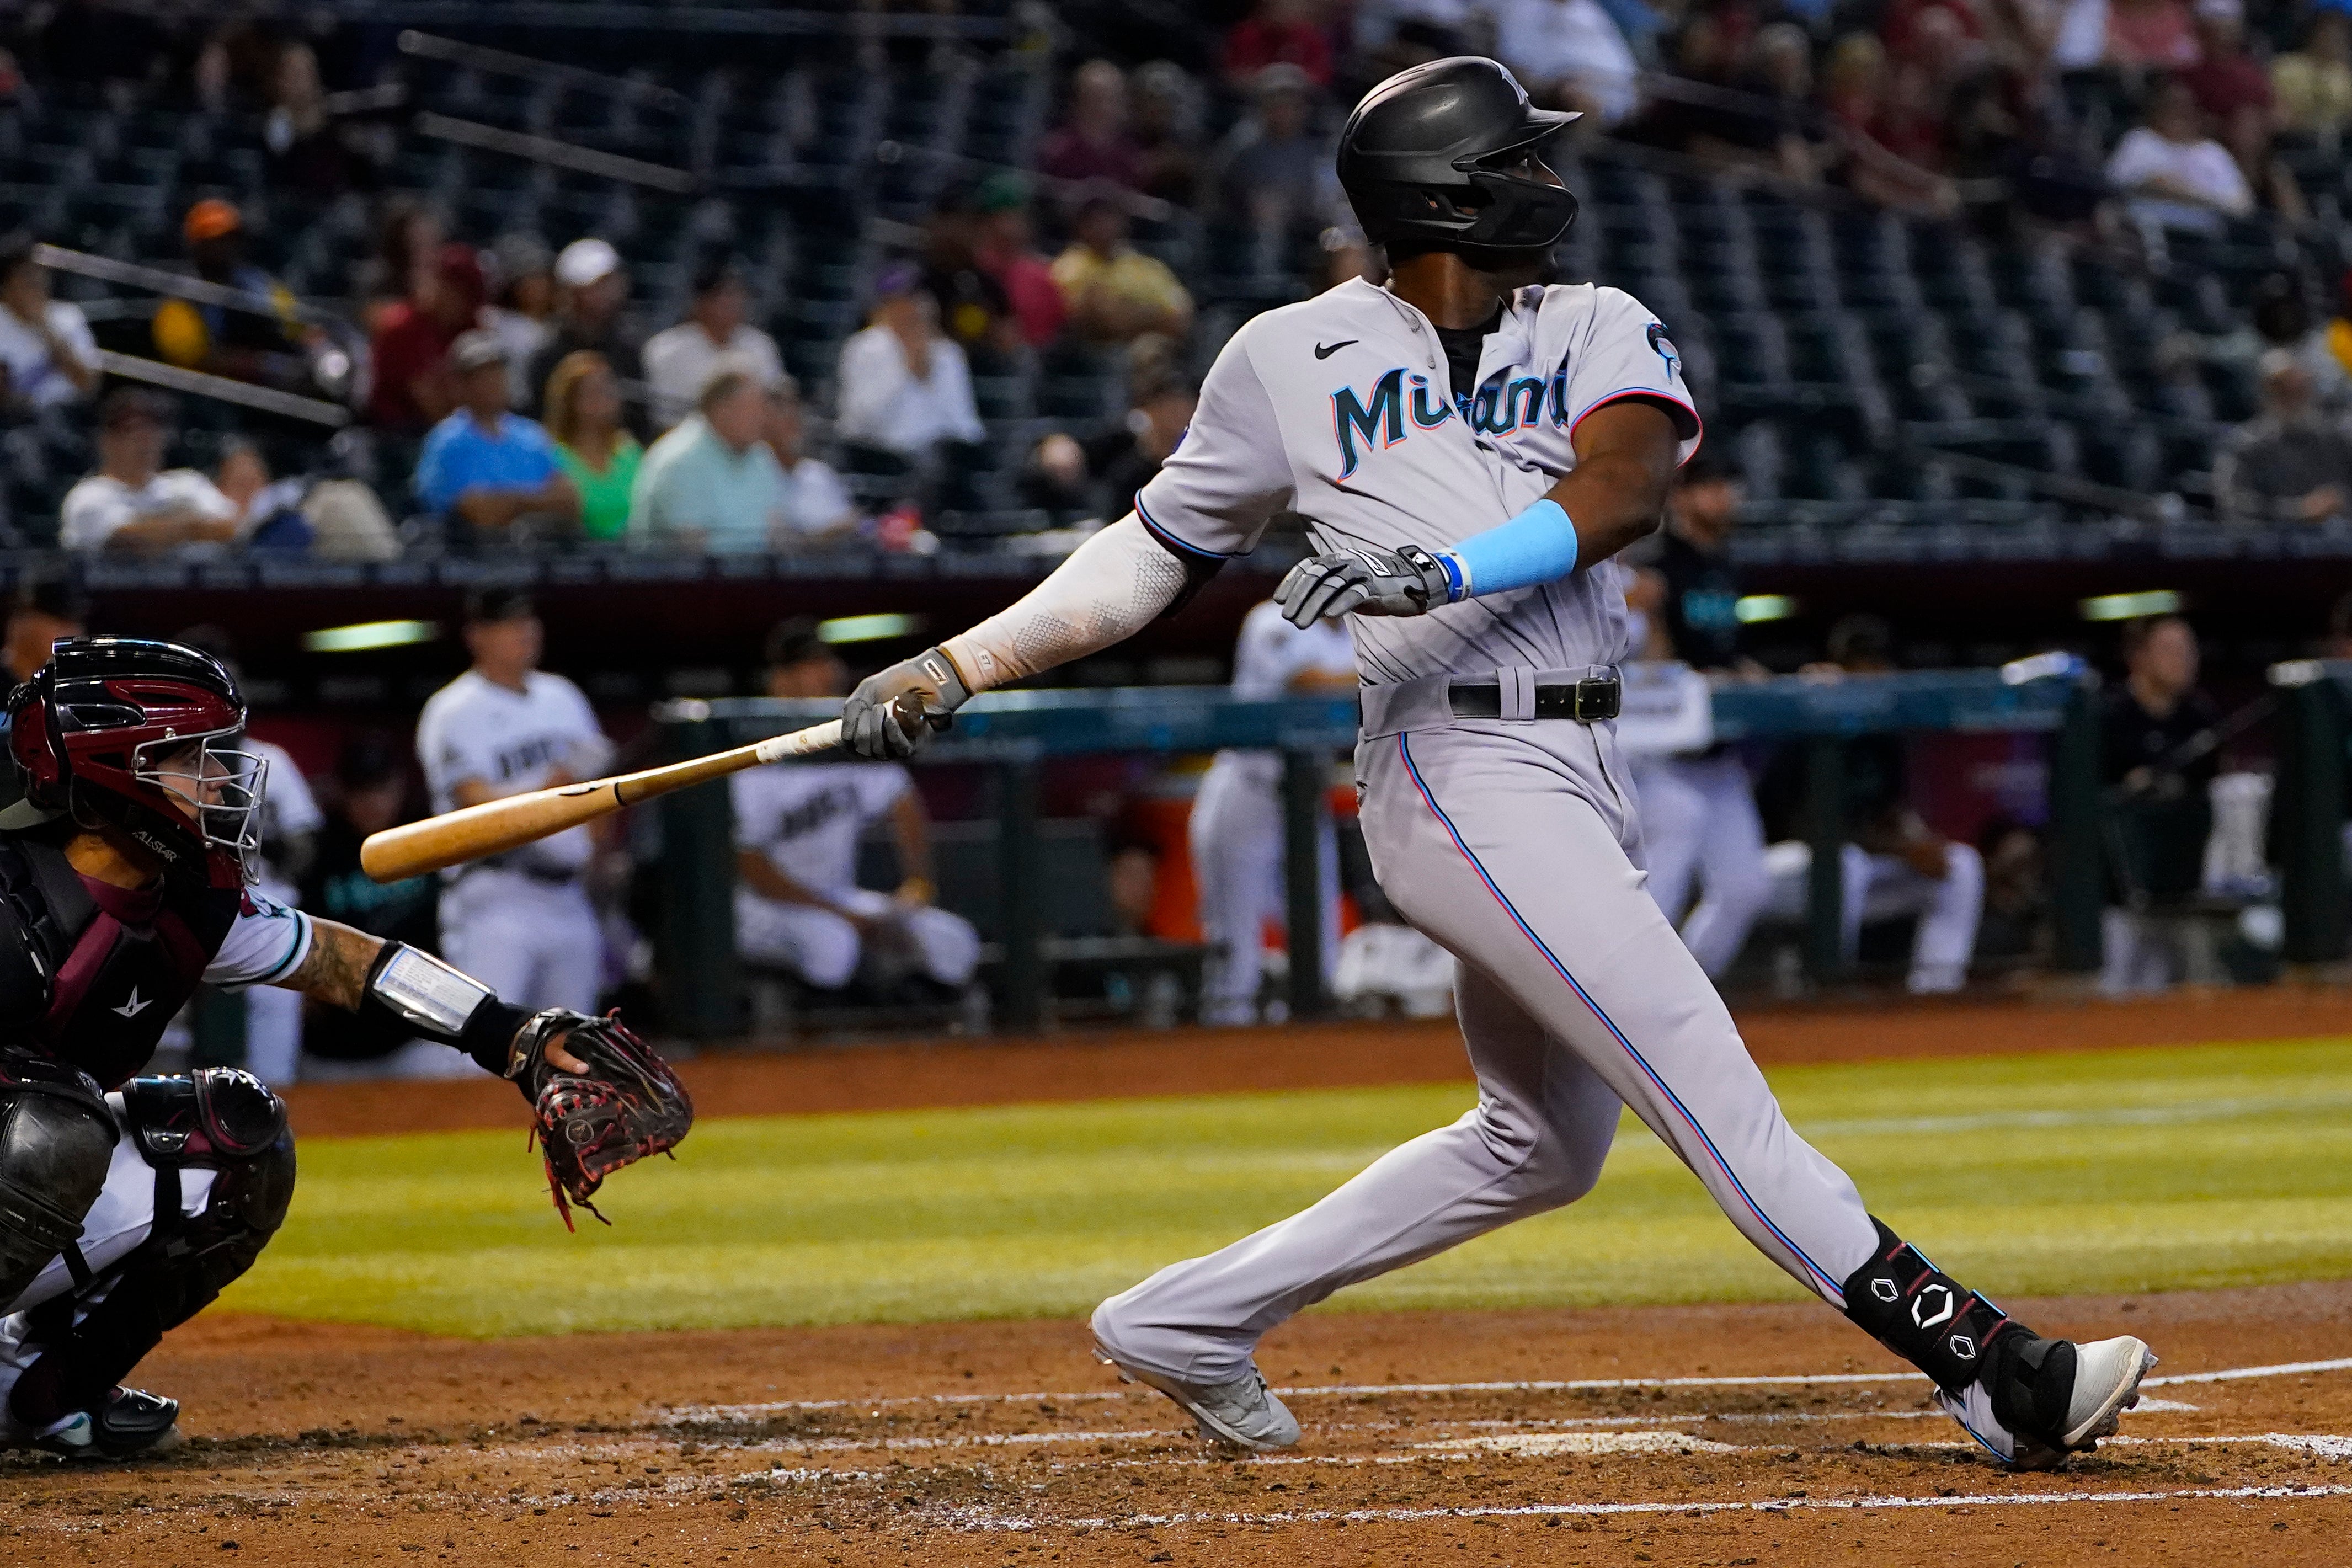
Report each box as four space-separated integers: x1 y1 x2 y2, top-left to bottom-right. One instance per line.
1842 1218 2029 1395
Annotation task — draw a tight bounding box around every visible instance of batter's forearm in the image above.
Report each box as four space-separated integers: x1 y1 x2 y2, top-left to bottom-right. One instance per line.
1548 446 1672 566
280 918 386 1008
940 514 1190 692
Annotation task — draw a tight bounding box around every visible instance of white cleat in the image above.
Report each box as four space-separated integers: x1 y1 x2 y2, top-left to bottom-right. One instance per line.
1092 1341 1301 1452
1939 1334 2157 1469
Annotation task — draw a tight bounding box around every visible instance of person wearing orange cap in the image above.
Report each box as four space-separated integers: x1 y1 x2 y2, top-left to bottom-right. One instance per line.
150 199 312 391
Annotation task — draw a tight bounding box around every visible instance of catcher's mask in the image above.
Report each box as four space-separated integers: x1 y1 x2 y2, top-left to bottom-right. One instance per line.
3 637 266 887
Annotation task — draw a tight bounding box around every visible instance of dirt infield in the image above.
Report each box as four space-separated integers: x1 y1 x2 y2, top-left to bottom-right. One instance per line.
14 989 2346 1562
6 1283 2349 1564
284 984 2352 1140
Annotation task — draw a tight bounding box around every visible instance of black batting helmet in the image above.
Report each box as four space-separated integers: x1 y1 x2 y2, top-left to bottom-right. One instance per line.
1337 57 1580 269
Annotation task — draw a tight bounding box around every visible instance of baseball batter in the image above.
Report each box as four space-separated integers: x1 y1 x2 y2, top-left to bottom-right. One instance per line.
415 589 612 1019
1190 599 1354 1024
839 58 2154 1469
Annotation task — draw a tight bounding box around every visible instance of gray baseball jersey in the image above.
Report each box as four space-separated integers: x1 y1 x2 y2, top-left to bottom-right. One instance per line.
1134 276 1700 684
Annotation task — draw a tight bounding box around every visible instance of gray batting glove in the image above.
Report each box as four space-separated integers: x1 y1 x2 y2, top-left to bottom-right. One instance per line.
840 646 972 760
1274 543 1457 628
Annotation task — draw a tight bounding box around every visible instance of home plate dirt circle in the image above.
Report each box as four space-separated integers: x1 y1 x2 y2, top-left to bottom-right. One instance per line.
4 1282 2348 1565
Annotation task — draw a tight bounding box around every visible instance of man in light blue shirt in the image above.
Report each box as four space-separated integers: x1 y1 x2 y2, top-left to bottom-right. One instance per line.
628 361 790 553
413 330 578 541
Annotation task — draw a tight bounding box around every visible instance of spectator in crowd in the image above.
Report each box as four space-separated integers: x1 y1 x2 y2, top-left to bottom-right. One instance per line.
1039 60 1145 190
150 200 314 393
1496 0 1642 126
1051 195 1195 345
1022 375 1198 515
367 241 484 435
214 437 308 549
630 364 793 553
2098 615 2220 994
970 174 1068 350
1822 33 1960 212
764 375 858 544
483 233 556 408
416 587 612 1021
2273 7 2352 137
731 618 980 999
2184 0 2308 221
2 577 86 686
1211 65 1332 243
2105 0 2200 72
58 389 238 556
920 198 1019 369
1131 60 1207 206
1223 0 1337 90
2214 350 2352 523
262 40 375 199
0 232 97 414
643 256 782 431
1763 616 1986 993
834 265 986 474
212 437 401 561
413 330 578 542
542 350 642 545
526 238 647 423
2105 76 2254 237
359 199 442 333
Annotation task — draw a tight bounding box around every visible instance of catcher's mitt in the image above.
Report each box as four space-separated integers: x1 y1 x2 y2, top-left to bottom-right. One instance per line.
506 1009 693 1229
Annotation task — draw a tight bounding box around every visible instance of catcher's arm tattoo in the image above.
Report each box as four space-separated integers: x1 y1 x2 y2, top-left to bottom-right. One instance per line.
279 918 386 1009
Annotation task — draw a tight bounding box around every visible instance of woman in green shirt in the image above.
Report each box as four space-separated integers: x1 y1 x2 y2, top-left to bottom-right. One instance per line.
543 350 642 542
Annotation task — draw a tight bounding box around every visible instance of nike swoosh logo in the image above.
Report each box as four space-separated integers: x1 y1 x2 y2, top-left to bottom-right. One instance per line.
1314 340 1357 360
112 988 151 1018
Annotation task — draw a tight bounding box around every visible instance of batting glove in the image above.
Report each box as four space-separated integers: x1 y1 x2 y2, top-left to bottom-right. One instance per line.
840 646 972 759
1275 544 1459 628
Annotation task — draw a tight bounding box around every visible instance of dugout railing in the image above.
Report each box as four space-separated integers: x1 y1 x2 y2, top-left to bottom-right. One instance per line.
641 659 2344 1041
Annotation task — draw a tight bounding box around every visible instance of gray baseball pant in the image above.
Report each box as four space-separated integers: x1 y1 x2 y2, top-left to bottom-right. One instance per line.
1093 717 1880 1384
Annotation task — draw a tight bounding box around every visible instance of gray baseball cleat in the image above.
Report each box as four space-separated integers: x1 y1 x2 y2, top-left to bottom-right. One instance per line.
1939 1334 2157 1469
1092 1341 1301 1452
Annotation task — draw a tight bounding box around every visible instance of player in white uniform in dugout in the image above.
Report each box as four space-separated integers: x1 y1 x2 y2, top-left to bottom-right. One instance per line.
835 58 2155 1469
1189 600 1355 1024
415 588 611 1018
733 620 979 996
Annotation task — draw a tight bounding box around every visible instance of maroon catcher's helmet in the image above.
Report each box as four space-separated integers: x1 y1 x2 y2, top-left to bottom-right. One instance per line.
4 636 266 887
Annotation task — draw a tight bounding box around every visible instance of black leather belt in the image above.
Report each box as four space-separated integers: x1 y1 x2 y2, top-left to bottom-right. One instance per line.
1448 674 1622 722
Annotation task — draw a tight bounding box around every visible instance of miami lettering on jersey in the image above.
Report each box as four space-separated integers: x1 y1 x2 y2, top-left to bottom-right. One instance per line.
1330 361 1575 478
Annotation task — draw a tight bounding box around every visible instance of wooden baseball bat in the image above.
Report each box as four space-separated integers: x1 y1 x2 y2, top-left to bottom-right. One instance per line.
359 718 844 883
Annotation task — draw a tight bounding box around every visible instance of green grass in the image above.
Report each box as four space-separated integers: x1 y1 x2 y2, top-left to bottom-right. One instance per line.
226 1034 2352 1338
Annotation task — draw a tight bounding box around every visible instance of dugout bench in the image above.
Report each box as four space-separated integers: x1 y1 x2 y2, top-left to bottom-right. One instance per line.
647 663 2350 1041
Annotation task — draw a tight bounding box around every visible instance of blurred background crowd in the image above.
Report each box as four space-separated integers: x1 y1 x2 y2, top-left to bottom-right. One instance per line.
0 0 2344 1079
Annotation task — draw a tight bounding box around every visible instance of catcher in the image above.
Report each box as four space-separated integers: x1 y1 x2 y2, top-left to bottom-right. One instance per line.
0 637 689 1459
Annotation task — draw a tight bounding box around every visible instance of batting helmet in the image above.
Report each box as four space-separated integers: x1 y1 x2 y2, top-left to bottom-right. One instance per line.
3 637 265 888
1337 57 1581 269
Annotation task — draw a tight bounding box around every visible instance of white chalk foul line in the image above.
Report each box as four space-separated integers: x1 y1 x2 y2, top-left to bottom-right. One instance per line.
949 1481 2352 1533
659 1353 2347 1424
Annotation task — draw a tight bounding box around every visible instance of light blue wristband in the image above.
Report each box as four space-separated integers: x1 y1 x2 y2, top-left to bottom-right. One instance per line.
1432 498 1578 602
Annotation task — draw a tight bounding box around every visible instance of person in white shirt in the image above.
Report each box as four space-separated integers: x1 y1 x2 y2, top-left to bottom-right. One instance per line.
2106 77 2255 239
0 235 98 413
483 232 556 409
1494 0 1641 126
58 390 238 556
732 620 979 994
765 375 857 543
414 588 613 1017
833 263 986 470
1189 600 1357 1025
643 257 783 431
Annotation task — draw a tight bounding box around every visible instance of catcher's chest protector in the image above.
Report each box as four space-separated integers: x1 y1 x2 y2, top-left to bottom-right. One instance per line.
0 835 240 1090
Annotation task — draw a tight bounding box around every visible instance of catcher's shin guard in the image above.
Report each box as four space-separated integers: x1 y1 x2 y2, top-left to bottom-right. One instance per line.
0 1062 117 1309
6 1071 293 1432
